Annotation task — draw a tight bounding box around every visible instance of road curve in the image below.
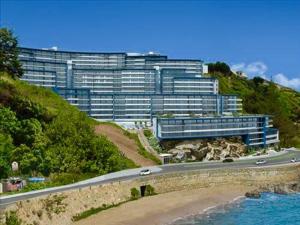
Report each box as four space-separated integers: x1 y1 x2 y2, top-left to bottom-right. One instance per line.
1 149 300 208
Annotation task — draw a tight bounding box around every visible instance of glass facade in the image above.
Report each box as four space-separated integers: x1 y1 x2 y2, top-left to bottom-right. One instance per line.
18 47 279 147
153 116 279 147
19 47 241 122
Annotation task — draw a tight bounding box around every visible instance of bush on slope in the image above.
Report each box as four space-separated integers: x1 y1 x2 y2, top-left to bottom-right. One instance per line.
0 72 136 180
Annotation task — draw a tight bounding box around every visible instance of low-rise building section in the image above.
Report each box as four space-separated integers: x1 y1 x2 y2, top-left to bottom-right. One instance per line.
153 116 279 147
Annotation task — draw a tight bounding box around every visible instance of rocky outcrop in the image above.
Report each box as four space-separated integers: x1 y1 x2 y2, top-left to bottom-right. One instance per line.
168 148 192 160
245 182 300 199
261 183 300 195
191 146 210 160
245 190 261 198
167 138 246 162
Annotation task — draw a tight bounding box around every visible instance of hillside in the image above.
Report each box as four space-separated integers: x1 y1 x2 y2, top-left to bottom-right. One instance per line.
0 72 137 183
209 71 300 148
95 124 157 166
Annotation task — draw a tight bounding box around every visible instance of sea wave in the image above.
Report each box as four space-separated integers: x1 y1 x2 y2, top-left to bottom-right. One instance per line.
170 192 300 225
169 195 245 225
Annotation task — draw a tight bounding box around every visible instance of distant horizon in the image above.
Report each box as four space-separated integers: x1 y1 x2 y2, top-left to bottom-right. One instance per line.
1 0 300 90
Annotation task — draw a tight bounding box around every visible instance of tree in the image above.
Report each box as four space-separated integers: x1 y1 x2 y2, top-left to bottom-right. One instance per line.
44 110 131 175
0 107 19 135
16 118 43 147
0 28 23 78
0 133 14 178
253 76 265 86
12 144 39 175
10 96 50 121
207 62 232 75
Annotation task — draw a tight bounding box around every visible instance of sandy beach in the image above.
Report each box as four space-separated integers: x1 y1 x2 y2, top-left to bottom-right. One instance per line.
74 185 254 225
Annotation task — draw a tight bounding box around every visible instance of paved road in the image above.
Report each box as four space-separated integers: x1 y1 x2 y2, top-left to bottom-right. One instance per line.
1 149 299 208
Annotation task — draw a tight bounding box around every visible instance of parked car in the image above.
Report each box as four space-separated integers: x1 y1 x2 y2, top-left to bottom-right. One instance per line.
290 158 297 163
139 169 151 176
222 158 234 163
256 159 267 165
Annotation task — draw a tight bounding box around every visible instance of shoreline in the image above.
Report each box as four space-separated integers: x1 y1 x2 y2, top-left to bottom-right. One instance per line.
168 195 246 225
73 185 255 225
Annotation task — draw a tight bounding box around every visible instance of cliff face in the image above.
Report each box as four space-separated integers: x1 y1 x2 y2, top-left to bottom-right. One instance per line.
167 138 246 161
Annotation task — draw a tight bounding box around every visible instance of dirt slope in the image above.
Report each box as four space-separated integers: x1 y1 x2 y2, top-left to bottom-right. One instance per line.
95 124 155 167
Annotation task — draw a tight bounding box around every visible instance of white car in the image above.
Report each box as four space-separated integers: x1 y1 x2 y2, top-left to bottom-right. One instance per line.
256 159 267 165
290 158 297 163
139 169 151 176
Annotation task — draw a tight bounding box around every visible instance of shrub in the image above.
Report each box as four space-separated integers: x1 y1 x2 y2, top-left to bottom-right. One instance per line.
123 130 161 164
0 28 23 78
42 194 67 218
21 182 49 192
37 209 43 218
207 62 232 75
5 211 22 225
130 187 140 200
145 185 156 196
72 201 125 221
0 107 19 135
142 128 163 153
10 96 52 122
0 132 14 178
50 173 96 185
143 129 152 138
148 136 163 153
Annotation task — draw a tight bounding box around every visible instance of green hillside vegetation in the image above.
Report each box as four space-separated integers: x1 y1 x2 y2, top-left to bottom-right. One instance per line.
0 28 135 183
207 62 300 148
0 72 136 181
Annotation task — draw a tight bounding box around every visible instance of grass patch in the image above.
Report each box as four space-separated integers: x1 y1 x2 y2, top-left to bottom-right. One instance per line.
72 185 156 221
43 194 67 218
72 201 127 221
123 130 161 164
2 211 22 225
143 129 163 153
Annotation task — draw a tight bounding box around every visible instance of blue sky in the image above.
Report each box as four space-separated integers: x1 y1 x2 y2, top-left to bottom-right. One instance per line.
1 0 300 90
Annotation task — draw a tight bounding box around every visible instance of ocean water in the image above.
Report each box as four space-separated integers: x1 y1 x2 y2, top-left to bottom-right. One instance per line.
172 193 300 225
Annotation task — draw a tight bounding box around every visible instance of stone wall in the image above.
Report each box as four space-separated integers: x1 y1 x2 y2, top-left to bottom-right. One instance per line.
1 164 300 225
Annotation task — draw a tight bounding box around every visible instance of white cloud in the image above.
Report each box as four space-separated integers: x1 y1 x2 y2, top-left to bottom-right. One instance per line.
231 61 268 78
273 73 300 90
246 62 268 75
231 61 300 90
231 63 246 71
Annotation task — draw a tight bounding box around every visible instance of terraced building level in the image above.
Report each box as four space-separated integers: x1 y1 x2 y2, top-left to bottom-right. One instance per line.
19 47 279 147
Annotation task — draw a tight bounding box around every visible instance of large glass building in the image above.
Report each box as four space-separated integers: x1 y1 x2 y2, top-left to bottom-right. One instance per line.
153 116 279 147
19 47 279 147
